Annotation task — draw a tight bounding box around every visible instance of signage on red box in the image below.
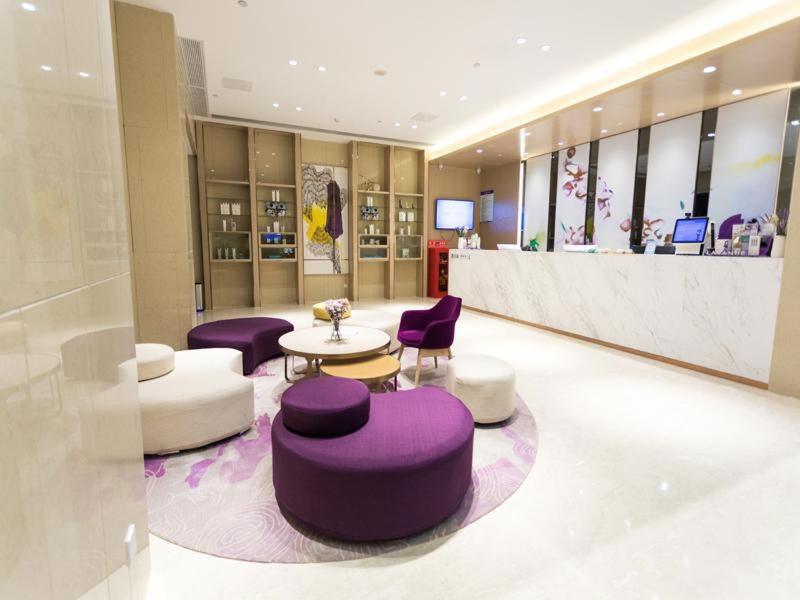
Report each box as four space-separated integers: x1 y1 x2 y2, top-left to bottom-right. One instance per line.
427 239 448 248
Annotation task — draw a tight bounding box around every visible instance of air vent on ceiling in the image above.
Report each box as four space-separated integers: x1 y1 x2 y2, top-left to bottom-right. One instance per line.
179 36 209 116
222 77 254 92
411 112 438 122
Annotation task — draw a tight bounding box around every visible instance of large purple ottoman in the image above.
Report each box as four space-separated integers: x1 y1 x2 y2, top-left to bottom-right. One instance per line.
272 377 474 541
187 317 293 375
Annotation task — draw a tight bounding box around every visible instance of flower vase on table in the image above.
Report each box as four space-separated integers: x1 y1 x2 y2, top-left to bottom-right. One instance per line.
324 298 350 342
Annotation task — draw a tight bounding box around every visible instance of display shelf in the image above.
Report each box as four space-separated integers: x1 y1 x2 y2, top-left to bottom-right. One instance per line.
206 178 249 186
256 182 296 189
392 146 427 297
211 258 252 263
357 189 389 195
395 192 424 197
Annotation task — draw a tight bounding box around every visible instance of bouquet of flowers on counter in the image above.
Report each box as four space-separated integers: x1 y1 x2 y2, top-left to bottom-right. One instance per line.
324 298 350 341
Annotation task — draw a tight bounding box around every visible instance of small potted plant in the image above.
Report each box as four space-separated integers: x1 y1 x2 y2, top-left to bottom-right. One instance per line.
527 237 540 252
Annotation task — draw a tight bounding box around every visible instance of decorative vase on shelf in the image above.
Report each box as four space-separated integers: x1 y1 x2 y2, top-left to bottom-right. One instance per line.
772 235 786 258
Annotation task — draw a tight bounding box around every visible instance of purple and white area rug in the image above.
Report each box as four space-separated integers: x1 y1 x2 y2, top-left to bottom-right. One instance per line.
144 353 538 563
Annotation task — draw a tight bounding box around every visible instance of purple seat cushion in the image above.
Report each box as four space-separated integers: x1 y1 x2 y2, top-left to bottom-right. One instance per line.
397 329 424 346
187 317 293 374
281 376 370 437
272 386 474 541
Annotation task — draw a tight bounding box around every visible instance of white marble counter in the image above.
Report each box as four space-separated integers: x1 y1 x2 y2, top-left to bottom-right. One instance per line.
448 250 784 383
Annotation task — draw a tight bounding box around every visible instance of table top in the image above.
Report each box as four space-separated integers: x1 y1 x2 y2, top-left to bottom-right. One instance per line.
320 354 401 383
279 326 390 360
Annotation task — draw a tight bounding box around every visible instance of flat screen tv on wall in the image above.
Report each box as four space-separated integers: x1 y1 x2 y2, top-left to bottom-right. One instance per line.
435 198 475 230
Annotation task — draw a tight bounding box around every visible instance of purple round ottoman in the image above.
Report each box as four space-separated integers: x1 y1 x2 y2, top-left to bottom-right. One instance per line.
281 376 370 437
272 384 474 541
187 317 293 375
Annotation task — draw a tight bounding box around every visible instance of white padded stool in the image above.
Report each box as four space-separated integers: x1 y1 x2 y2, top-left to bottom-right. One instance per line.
312 309 401 352
138 348 254 454
135 343 175 381
447 354 516 424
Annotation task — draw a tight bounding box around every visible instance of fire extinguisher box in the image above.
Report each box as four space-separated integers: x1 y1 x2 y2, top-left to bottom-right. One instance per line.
427 240 449 298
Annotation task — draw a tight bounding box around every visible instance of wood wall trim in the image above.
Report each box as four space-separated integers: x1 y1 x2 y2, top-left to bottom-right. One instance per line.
463 304 768 389
247 127 261 306
294 133 304 304
195 121 212 309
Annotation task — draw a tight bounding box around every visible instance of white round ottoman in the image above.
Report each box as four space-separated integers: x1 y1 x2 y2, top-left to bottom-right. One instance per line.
138 348 254 454
313 309 400 352
135 343 175 381
447 354 516 424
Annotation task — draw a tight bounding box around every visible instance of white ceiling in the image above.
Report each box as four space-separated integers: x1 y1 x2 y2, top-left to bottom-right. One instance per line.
134 0 787 150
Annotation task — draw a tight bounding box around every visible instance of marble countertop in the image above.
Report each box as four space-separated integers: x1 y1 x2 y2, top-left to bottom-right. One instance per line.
448 250 784 383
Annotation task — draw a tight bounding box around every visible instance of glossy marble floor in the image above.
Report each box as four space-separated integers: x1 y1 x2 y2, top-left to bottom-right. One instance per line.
146 300 800 600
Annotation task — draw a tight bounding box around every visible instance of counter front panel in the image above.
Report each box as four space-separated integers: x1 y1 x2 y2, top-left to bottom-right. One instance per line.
449 250 783 384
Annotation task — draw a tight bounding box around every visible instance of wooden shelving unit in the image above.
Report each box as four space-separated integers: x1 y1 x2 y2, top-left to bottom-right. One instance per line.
198 125 427 307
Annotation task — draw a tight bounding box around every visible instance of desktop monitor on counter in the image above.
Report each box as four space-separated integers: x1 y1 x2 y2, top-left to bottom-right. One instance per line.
672 217 709 255
435 198 474 230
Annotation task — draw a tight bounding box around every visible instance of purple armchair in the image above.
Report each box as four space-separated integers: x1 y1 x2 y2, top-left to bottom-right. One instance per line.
398 295 462 386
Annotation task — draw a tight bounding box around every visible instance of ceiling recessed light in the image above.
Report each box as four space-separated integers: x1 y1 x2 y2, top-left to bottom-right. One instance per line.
373 69 387 76
792 120 800 126
272 101 279 108
476 149 483 154
288 59 298 66
393 122 400 127
558 141 564 146
707 132 716 137
411 124 418 129
21 2 36 11
498 153 503 157
516 37 527 45
317 65 327 72
732 88 742 96
40 64 52 71
541 44 552 52
78 71 90 78
237 0 248 6
439 90 447 97
703 65 717 74
592 106 603 112
459 95 467 101
524 132 531 137
601 129 608 133
656 112 665 118
295 106 302 111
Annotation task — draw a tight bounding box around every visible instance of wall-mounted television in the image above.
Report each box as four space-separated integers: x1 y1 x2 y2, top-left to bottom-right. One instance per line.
435 198 475 230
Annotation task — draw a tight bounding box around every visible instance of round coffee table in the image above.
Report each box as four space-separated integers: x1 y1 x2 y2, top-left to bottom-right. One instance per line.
320 354 401 391
278 326 390 382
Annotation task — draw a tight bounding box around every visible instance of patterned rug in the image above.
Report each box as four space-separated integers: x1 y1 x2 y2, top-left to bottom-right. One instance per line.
144 352 538 563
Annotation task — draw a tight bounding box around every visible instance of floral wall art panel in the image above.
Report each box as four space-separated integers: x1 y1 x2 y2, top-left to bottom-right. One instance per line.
554 143 590 249
301 164 350 275
523 153 552 247
593 130 638 249
641 112 702 241
708 90 789 227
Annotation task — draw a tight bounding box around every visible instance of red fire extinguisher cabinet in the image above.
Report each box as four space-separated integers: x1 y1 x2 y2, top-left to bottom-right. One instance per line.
427 246 449 298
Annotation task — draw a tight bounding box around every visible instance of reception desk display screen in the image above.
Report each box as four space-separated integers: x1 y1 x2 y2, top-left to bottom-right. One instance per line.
672 217 709 243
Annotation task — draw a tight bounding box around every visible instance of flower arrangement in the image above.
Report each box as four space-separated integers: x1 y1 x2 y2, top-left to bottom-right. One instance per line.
761 210 789 237
324 298 350 341
455 226 469 238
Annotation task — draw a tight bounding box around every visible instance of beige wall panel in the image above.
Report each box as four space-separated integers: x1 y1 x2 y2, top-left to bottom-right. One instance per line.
394 261 420 297
770 142 800 398
260 264 299 305
302 138 349 167
357 143 388 190
205 125 248 181
479 162 521 250
427 164 482 249
211 263 254 307
358 262 387 299
304 274 349 303
395 147 421 194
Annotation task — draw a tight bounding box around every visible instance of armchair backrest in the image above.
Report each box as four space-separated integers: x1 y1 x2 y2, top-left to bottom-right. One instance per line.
430 295 462 322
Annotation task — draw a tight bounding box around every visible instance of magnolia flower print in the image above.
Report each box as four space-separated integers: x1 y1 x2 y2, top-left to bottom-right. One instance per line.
595 176 614 220
562 224 586 245
562 147 588 202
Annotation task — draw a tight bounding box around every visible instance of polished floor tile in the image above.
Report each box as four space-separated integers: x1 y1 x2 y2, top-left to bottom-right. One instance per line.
147 300 800 600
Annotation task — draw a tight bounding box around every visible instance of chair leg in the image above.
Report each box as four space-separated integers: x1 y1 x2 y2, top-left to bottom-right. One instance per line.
397 344 405 361
415 352 423 386
434 356 438 368
447 347 453 359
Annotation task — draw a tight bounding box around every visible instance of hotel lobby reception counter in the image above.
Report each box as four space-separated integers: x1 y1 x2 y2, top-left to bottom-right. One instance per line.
448 250 784 385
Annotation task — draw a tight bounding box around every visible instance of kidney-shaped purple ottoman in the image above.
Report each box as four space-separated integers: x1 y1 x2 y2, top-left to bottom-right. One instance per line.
187 317 293 375
272 377 474 541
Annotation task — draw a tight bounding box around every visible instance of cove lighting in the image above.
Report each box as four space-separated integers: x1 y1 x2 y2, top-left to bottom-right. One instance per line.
703 65 717 73
21 2 36 11
732 88 742 96
592 106 603 112
516 37 527 45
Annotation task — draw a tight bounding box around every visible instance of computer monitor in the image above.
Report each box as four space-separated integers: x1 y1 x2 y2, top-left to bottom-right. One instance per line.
672 217 709 255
